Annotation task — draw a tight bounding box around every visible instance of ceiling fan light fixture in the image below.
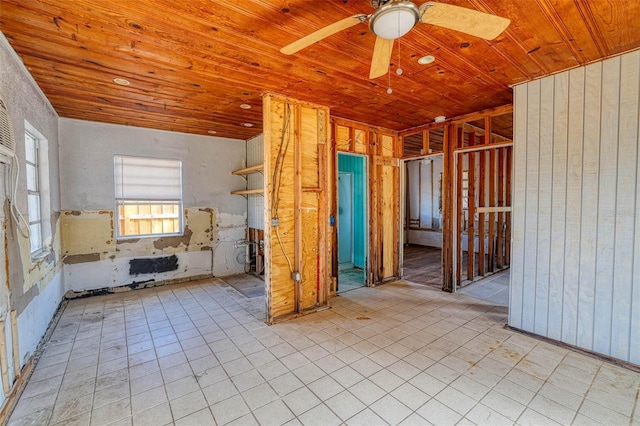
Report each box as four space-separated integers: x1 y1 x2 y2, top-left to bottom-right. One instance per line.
369 1 420 40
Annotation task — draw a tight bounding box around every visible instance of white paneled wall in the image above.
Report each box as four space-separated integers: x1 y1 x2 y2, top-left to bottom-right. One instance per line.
247 134 264 230
510 50 640 365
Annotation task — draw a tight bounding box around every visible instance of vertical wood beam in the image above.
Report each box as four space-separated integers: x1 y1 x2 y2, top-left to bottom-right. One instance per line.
442 125 453 291
317 110 327 304
294 104 303 313
455 128 464 285
488 148 497 272
505 145 512 266
497 146 505 269
467 133 476 282
478 136 486 276
424 129 430 155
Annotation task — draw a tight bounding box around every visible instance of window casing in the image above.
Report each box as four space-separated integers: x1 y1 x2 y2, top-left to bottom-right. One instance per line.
114 155 183 238
25 130 43 255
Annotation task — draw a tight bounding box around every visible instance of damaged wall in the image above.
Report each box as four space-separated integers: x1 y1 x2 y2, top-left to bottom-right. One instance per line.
58 118 247 293
0 33 63 402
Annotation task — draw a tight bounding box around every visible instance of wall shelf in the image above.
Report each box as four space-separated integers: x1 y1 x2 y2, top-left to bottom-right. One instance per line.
231 164 263 176
231 188 263 196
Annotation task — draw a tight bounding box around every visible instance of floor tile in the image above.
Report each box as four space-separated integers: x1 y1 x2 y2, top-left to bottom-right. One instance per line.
369 394 412 425
325 390 366 420
7 277 640 426
297 403 342 426
253 399 295 426
282 386 321 416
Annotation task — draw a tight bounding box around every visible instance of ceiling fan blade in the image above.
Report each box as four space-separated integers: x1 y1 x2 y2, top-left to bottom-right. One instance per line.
369 37 394 79
420 2 510 40
280 15 364 55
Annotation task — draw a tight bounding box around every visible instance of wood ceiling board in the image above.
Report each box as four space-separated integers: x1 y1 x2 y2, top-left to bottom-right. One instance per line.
2 0 640 140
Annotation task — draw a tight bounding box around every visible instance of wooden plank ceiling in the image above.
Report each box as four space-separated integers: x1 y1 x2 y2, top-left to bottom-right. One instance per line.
1 0 639 140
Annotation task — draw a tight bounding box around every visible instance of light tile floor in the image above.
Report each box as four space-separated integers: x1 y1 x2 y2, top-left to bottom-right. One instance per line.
457 270 510 307
7 277 640 426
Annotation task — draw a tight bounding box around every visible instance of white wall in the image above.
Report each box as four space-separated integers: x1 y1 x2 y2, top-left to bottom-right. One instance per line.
58 119 248 289
0 32 63 404
510 50 640 365
407 156 443 247
247 134 264 230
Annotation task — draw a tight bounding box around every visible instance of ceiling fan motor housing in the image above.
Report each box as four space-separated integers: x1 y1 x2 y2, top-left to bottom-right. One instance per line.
369 1 421 40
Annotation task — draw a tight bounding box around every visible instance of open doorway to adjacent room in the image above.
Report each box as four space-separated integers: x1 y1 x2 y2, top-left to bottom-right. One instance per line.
337 152 368 293
402 153 444 289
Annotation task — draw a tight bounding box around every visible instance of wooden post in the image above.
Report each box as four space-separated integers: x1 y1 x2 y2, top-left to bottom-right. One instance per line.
497 146 505 268
442 125 453 291
0 320 10 396
10 311 19 380
478 135 486 276
455 128 464 286
467 133 476 282
488 148 497 272
505 146 512 266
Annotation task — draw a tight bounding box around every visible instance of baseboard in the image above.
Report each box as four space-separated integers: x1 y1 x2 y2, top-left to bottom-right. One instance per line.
64 273 213 299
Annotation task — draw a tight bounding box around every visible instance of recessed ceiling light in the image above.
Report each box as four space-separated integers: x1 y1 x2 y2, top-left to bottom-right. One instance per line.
240 104 252 110
207 130 217 134
434 115 446 123
417 55 435 65
113 77 130 86
242 123 254 127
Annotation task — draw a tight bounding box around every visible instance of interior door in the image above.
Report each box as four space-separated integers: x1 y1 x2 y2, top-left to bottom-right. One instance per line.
338 172 353 264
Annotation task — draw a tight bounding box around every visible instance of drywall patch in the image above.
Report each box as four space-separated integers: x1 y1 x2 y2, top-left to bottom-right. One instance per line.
60 210 114 255
63 253 101 265
129 254 179 275
153 227 193 250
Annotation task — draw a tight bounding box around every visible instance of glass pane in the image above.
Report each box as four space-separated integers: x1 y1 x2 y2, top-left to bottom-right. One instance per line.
25 133 36 163
26 164 38 191
28 194 41 222
29 223 42 253
118 202 181 237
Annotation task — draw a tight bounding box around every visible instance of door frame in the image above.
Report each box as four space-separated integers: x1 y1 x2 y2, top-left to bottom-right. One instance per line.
399 153 444 277
336 152 369 289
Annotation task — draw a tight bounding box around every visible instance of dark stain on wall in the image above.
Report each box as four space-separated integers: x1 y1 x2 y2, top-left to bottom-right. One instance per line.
153 226 193 250
64 253 101 264
129 254 179 275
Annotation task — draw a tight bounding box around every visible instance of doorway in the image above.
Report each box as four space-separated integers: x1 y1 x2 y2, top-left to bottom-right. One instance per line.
401 154 444 289
337 153 367 292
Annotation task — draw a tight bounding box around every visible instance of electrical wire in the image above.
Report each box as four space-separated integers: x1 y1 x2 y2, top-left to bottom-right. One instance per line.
10 154 30 239
270 103 294 274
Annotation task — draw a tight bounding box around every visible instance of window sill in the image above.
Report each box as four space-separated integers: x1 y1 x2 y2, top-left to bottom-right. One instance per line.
31 249 51 263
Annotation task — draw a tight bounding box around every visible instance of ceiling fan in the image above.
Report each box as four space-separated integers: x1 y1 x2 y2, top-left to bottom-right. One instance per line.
280 0 510 79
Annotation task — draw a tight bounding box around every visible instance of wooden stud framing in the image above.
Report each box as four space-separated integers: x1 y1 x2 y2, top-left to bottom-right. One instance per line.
478 137 486 277
263 93 330 323
497 146 505 268
505 146 512 266
467 133 476 282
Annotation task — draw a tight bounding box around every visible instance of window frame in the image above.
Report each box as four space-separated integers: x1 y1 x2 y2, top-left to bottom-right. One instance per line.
24 127 46 257
113 155 184 240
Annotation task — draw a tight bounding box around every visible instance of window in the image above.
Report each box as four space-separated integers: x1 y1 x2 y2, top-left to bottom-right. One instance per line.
25 130 42 253
24 122 50 257
114 155 183 238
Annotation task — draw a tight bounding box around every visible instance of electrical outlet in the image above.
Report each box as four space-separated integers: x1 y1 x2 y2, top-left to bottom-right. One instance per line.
292 271 301 282
271 218 279 227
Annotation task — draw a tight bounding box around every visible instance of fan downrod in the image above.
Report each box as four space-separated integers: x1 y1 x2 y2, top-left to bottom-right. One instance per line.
371 0 393 9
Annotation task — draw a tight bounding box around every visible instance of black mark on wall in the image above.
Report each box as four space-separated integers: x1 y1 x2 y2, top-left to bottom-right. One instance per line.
129 255 178 275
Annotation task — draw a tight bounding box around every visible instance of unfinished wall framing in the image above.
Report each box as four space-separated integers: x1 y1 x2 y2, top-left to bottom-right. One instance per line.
332 117 400 286
400 105 513 292
263 94 331 323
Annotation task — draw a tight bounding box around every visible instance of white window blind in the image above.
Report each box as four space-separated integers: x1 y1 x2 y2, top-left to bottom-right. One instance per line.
114 155 182 202
114 155 183 238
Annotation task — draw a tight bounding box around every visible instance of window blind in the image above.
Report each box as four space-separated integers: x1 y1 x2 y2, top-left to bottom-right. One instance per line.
114 155 182 201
